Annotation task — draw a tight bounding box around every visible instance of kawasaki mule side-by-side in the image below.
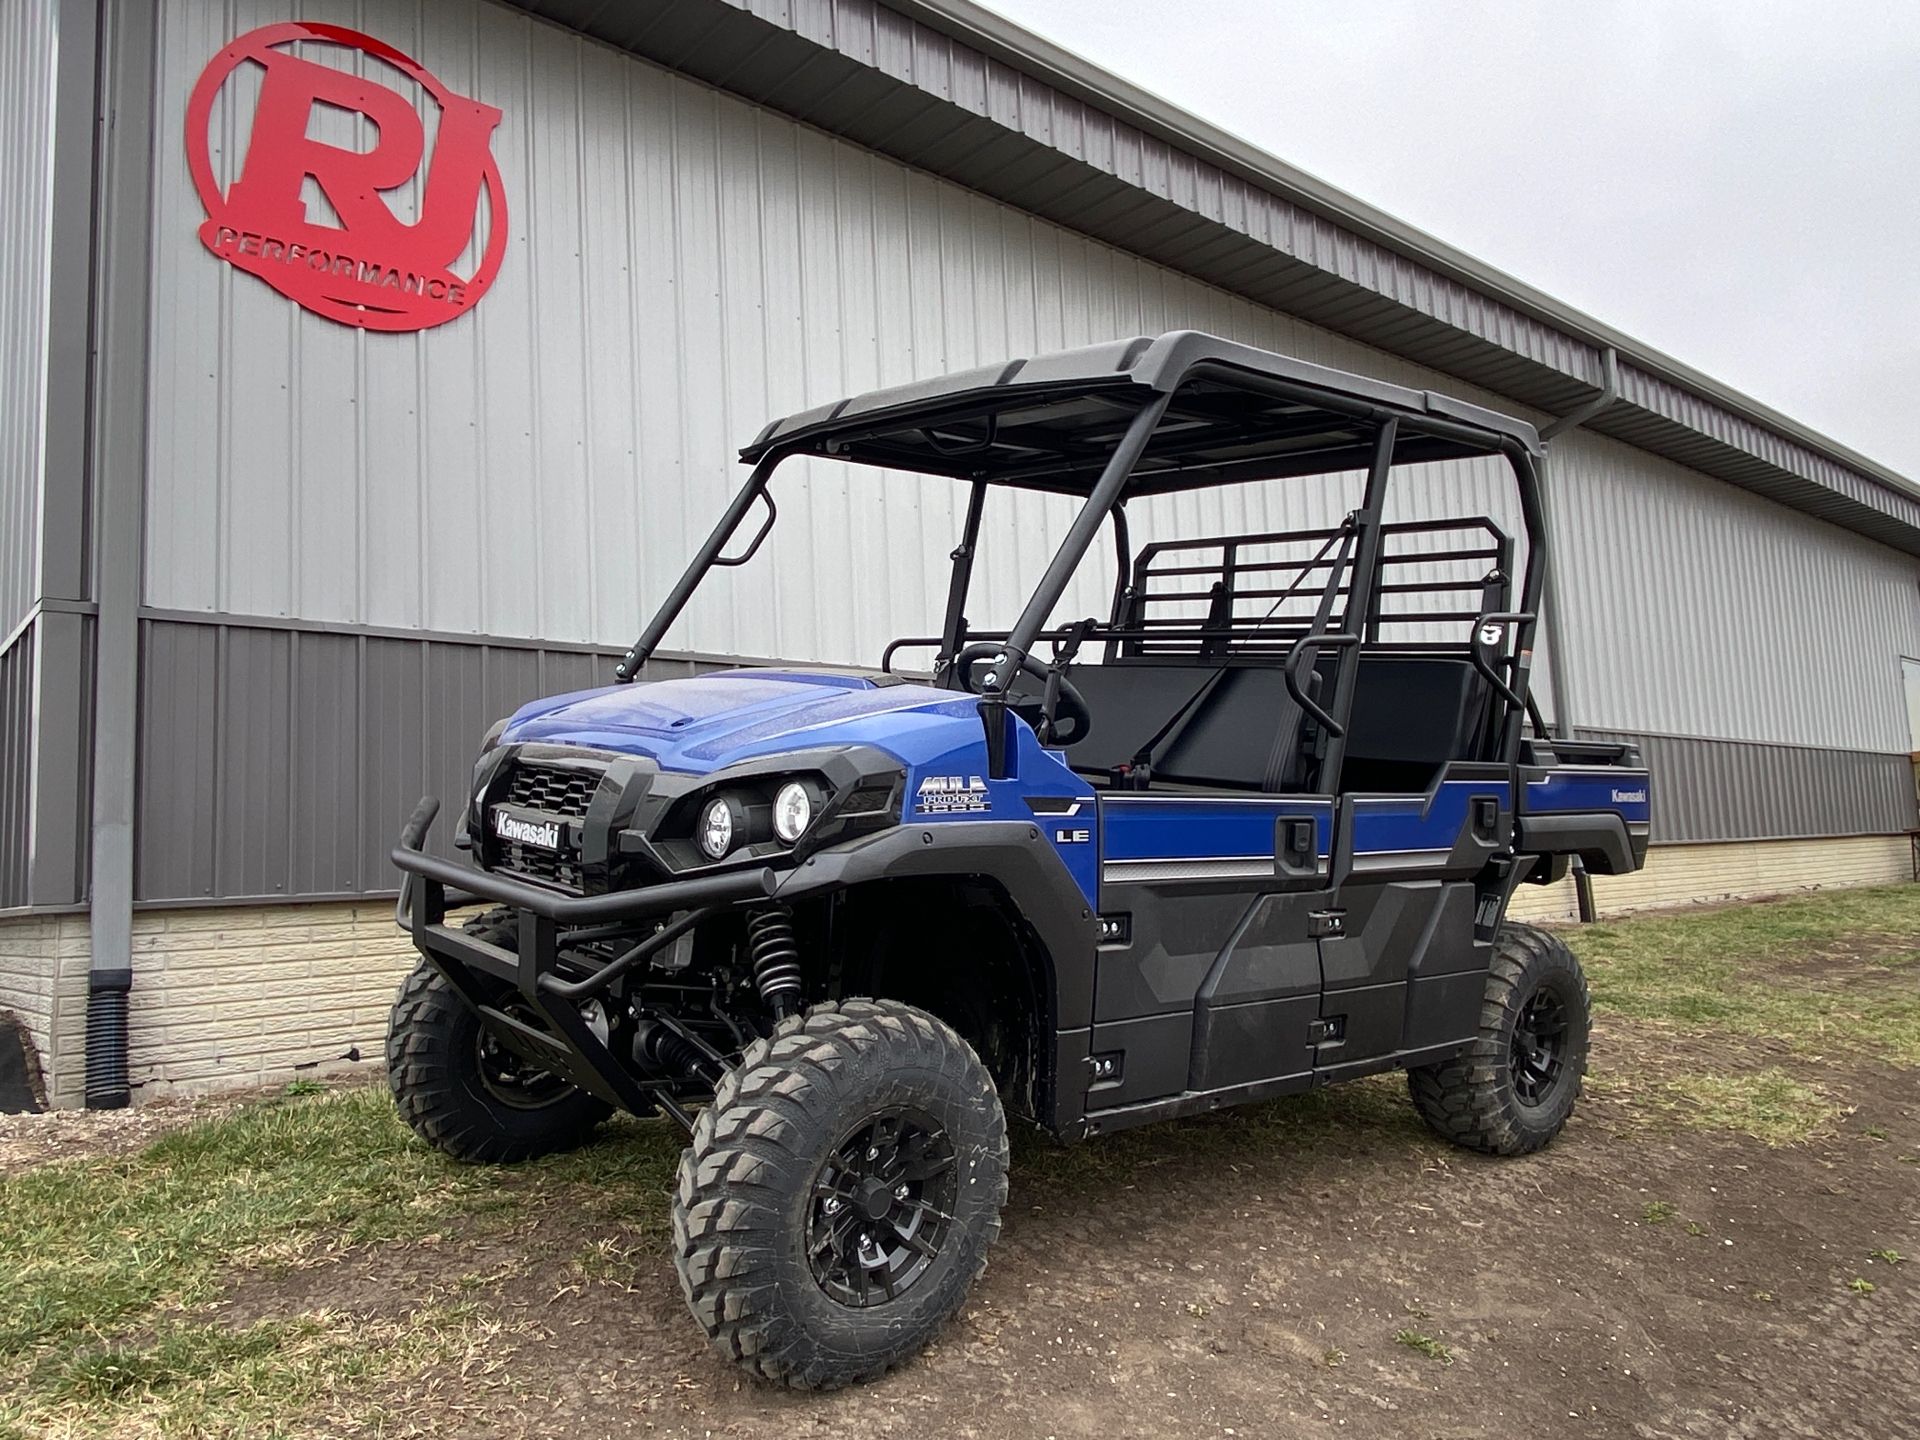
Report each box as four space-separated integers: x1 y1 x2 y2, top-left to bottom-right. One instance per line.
388 332 1650 1388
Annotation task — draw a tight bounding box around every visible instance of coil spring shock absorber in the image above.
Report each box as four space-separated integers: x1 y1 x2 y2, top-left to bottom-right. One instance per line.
746 904 803 1019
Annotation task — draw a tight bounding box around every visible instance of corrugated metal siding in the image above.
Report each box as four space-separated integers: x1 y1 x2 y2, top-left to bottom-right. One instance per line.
125 0 1920 887
0 1 57 638
132 617 709 901
505 0 1920 558
1549 428 1920 755
128 613 1912 903
1578 729 1916 844
144 0 1527 678
0 626 33 908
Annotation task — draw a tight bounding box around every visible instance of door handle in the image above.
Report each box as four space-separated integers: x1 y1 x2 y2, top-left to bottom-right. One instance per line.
1279 816 1318 873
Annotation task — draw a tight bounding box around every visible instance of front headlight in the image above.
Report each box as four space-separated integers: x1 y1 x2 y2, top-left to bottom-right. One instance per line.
772 781 812 843
699 796 739 859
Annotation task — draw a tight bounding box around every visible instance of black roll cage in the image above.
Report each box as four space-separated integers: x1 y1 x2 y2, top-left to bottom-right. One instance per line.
614 337 1551 783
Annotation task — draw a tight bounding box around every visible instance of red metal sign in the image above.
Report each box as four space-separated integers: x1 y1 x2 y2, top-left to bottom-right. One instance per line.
185 22 507 331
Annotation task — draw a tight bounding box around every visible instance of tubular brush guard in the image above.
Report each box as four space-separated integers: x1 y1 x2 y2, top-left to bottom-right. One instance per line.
391 796 777 1128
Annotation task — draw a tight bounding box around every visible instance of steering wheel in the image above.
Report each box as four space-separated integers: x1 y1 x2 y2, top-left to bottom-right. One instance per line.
952 642 1093 746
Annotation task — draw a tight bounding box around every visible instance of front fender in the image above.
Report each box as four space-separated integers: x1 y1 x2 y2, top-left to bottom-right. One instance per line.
771 819 1100 1030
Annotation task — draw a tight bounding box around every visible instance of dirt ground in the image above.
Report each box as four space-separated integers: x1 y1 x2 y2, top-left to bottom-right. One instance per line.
197 1030 1920 1440
6 918 1917 1440
0 1091 257 1172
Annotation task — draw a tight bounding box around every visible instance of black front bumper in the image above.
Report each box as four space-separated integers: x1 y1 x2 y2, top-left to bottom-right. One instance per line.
391 797 777 1117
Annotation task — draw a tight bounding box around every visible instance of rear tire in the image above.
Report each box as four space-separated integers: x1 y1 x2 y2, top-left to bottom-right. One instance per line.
1407 921 1590 1156
672 999 1009 1389
386 911 611 1165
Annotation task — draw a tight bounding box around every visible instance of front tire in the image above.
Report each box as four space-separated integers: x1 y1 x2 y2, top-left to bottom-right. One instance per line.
387 911 612 1164
672 999 1009 1390
1407 922 1591 1156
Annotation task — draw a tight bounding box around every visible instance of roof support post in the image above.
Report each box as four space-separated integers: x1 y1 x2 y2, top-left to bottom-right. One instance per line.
1315 418 1397 789
618 452 783 681
937 479 990 671
987 390 1173 693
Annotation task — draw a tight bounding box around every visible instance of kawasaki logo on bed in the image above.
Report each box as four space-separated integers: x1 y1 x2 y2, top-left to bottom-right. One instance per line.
493 812 562 850
915 775 991 815
185 22 507 331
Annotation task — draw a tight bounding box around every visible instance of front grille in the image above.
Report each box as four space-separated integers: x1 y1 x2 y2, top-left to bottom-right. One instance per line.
499 842 583 891
506 764 599 818
488 759 606 892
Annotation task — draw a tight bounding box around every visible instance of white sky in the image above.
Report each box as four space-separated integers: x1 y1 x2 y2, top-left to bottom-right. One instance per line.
979 0 1920 478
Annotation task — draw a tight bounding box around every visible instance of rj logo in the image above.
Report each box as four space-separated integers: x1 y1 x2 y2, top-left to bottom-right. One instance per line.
186 22 508 331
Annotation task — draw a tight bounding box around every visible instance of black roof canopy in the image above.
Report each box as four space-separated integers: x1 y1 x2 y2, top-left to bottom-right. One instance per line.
743 331 1542 497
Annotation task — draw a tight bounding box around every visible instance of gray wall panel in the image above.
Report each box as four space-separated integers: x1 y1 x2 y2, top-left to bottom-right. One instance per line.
134 617 707 902
0 628 34 908
141 0 1526 675
1550 429 1920 755
506 0 1920 553
122 0 1920 898
1579 729 1916 845
137 620 221 900
128 614 1917 903
0 1 57 637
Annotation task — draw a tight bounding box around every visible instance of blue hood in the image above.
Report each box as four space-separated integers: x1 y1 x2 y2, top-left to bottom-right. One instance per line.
501 669 986 773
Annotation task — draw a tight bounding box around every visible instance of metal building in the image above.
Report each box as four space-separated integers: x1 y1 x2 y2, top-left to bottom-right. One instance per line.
3 0 1916 1107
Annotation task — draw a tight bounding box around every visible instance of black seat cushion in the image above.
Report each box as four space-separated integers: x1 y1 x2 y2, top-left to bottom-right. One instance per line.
1057 654 1491 795
1341 656 1491 791
1062 662 1311 791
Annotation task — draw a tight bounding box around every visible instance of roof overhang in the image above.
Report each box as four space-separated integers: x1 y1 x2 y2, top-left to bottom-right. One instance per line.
498 0 1920 558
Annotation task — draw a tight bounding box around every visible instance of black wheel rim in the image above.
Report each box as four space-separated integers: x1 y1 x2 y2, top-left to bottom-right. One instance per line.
808 1107 959 1308
1509 985 1570 1107
474 1015 573 1111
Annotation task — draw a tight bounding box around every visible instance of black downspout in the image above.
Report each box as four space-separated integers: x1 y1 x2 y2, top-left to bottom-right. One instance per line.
85 974 132 1110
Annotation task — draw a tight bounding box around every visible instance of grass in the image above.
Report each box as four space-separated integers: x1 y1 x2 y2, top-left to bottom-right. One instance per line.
1660 1069 1842 1147
1394 1329 1452 1363
17 1307 501 1440
1571 885 1920 1064
0 1086 682 1438
1568 884 1920 1145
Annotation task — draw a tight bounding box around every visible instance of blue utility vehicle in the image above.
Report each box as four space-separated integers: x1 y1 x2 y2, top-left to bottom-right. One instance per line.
390 333 1650 1388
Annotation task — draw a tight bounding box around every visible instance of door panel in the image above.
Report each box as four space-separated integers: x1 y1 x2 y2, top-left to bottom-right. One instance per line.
1343 770 1511 881
1404 970 1488 1052
1320 763 1510 1069
1084 1012 1192 1109
1087 794 1334 1108
1189 891 1324 1091
1091 891 1255 1022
